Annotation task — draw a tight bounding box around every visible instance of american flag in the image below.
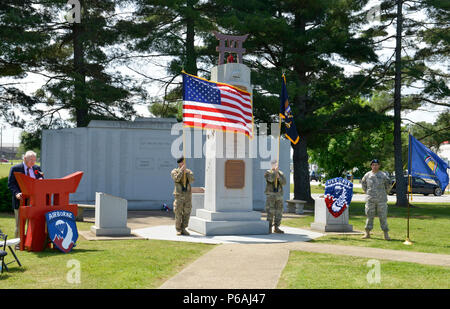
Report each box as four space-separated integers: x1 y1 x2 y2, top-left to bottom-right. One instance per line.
182 72 253 138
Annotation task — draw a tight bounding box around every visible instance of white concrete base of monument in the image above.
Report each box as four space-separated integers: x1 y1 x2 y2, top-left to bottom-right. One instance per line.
90 226 132 236
191 192 204 216
309 222 353 232
310 196 353 233
133 225 324 244
188 209 269 235
195 209 262 221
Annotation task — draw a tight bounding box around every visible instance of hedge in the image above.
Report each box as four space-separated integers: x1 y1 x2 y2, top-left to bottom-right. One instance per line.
0 177 13 213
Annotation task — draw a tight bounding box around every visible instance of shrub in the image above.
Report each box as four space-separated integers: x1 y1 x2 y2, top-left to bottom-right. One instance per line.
0 177 13 213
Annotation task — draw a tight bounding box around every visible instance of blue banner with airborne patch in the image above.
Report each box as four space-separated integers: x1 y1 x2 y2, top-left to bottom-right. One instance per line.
324 177 353 218
408 134 449 192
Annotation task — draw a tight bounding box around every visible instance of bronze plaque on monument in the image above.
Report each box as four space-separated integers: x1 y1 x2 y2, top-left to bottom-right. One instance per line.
225 160 245 189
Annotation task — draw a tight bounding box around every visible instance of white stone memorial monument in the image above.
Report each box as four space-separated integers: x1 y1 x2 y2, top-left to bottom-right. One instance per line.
91 192 131 236
310 196 353 232
188 33 269 235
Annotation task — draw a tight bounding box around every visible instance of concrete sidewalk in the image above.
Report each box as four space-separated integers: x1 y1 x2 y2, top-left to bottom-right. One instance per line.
160 241 450 289
160 243 290 289
284 242 450 267
133 225 324 244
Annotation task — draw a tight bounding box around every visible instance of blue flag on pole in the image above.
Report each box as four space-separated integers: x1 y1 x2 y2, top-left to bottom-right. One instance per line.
408 134 449 192
280 75 299 144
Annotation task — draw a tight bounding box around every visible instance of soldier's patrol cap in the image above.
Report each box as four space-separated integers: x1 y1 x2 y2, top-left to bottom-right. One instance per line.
371 159 380 165
177 157 185 164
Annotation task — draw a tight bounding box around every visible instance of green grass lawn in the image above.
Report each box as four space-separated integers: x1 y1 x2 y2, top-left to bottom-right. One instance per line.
283 202 450 255
0 160 22 178
1 201 448 288
0 213 214 288
278 251 450 289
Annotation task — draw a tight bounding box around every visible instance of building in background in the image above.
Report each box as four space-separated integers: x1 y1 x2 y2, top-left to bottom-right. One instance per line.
0 143 18 161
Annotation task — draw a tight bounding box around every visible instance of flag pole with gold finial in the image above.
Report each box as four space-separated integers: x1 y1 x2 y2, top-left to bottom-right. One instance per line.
404 130 413 245
182 124 187 188
275 73 286 188
274 112 281 188
181 69 187 188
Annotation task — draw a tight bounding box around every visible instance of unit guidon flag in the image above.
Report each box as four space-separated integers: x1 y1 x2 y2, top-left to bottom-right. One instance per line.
280 75 299 144
408 134 449 191
182 72 253 138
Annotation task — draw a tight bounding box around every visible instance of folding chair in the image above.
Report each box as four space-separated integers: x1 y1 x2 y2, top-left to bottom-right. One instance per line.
0 230 22 273
0 232 7 274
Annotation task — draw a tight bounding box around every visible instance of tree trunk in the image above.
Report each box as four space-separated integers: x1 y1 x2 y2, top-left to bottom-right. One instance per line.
292 79 312 205
73 0 88 127
185 0 197 76
292 13 313 205
293 136 313 205
393 0 408 206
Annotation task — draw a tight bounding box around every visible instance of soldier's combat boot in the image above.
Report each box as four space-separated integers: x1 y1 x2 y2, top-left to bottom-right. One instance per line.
181 228 190 236
176 230 182 236
274 226 284 234
268 224 273 234
383 231 391 241
361 229 371 239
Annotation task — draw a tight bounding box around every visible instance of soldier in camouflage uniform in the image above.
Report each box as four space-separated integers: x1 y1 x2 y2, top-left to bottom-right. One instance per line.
171 157 194 236
361 159 391 240
264 160 287 234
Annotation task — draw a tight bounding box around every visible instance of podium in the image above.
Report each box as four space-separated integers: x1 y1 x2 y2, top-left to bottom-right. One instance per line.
14 172 83 252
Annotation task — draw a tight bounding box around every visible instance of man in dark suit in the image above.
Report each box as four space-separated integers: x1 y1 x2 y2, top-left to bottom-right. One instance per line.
8 151 44 239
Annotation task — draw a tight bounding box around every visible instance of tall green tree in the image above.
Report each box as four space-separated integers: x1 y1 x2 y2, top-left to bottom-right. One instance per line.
408 111 450 150
147 88 183 121
214 0 384 203
366 0 450 205
393 0 408 206
309 107 396 180
0 0 52 128
0 0 142 133
119 0 218 115
16 131 42 159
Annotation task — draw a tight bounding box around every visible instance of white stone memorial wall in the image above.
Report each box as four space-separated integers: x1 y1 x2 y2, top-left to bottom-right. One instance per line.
42 118 291 210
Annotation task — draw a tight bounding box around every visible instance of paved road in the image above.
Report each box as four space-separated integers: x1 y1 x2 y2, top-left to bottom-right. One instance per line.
290 174 450 203
291 173 363 188
351 194 450 203
288 193 450 203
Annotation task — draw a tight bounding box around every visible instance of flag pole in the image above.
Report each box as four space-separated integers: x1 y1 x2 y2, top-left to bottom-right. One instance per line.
274 111 282 188
182 126 187 188
275 73 286 188
404 132 413 245
181 69 187 188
